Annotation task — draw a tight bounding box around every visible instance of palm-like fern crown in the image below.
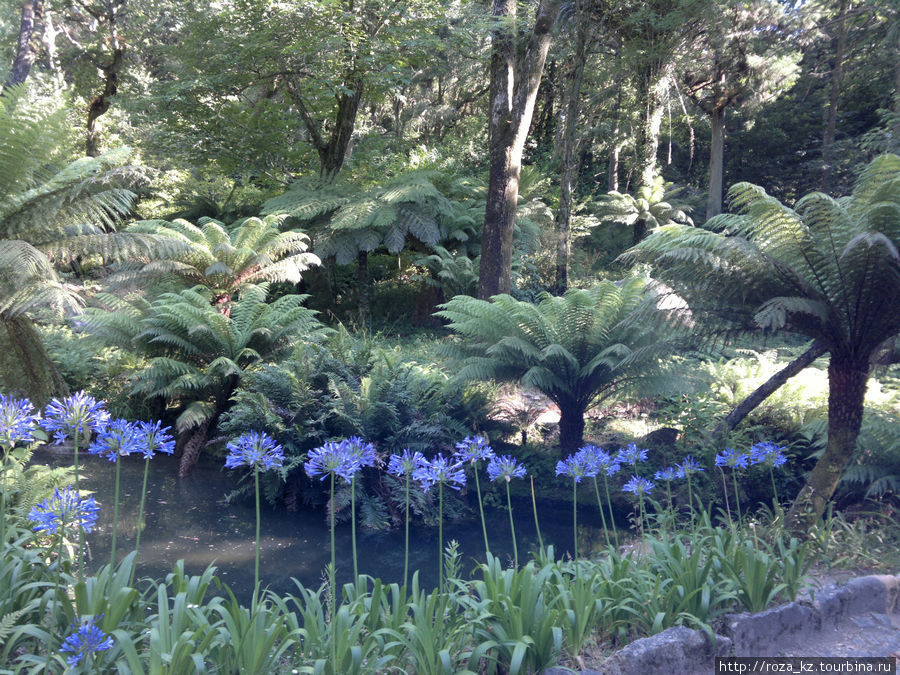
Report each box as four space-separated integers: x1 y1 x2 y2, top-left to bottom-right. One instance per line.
85 283 328 431
628 154 900 360
0 85 181 317
598 176 694 230
121 214 320 299
262 170 460 264
436 277 688 409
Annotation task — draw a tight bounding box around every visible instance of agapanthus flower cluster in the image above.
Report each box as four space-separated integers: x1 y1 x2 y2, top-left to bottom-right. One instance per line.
0 394 39 449
225 431 284 471
654 466 680 482
616 443 649 466
135 420 176 458
715 447 749 469
577 444 621 477
622 475 655 496
749 441 788 468
487 455 527 483
305 440 361 484
345 436 378 468
413 454 466 492
29 487 100 535
387 448 426 477
41 391 110 445
677 456 704 476
88 419 141 462
454 435 495 464
60 615 114 667
556 452 591 483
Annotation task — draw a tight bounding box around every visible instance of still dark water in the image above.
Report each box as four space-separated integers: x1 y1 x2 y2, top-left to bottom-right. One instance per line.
34 448 598 602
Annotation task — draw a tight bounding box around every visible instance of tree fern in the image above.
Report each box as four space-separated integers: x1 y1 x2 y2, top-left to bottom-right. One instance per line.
628 154 900 531
118 214 319 311
437 277 691 453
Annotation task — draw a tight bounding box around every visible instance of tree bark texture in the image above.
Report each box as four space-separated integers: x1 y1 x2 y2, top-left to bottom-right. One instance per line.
820 0 849 192
554 12 587 294
477 0 561 300
786 354 869 533
711 341 828 441
558 401 585 457
6 0 44 90
705 106 726 220
86 46 124 157
635 63 673 191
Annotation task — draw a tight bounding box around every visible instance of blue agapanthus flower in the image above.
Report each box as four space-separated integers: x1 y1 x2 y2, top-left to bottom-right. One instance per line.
60 615 114 667
654 466 679 482
305 441 360 484
556 452 591 483
29 487 100 535
88 419 141 462
345 436 377 468
677 455 705 477
486 455 527 483
454 435 495 464
715 447 749 469
577 444 620 477
413 454 466 492
225 431 284 471
0 394 39 449
749 441 788 468
387 448 426 477
622 475 655 496
134 420 176 459
616 443 649 466
41 391 110 445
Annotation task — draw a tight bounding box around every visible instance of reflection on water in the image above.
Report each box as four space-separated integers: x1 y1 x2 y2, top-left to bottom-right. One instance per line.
34 448 603 602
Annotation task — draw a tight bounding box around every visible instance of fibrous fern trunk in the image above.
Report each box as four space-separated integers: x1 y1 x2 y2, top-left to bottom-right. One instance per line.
558 403 585 457
178 419 211 477
0 316 68 405
786 354 869 533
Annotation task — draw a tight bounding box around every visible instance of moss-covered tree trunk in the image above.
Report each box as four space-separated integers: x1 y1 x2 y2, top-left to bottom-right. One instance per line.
786 354 869 533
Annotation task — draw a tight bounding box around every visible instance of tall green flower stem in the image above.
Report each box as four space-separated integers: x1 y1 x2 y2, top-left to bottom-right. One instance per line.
438 481 444 590
351 477 358 579
402 474 411 589
131 456 152 586
770 468 779 507
603 476 619 548
254 468 262 593
637 494 647 541
473 463 489 556
504 481 518 568
110 458 121 568
591 477 612 549
731 472 743 527
329 472 336 603
73 429 84 581
719 468 733 527
530 477 544 551
571 479 578 561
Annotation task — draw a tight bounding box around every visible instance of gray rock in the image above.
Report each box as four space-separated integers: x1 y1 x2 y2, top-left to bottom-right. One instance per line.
725 602 819 656
816 575 899 626
598 626 731 675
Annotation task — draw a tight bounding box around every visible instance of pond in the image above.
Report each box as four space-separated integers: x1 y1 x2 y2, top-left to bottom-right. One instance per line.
33 448 605 602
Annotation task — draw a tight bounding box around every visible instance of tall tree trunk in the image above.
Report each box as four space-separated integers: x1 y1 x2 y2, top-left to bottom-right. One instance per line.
320 80 363 178
608 53 624 192
357 249 370 328
554 11 587 294
5 0 44 90
86 45 124 157
786 354 869 533
820 0 849 192
477 0 561 299
558 402 585 457
635 65 671 191
705 105 726 220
